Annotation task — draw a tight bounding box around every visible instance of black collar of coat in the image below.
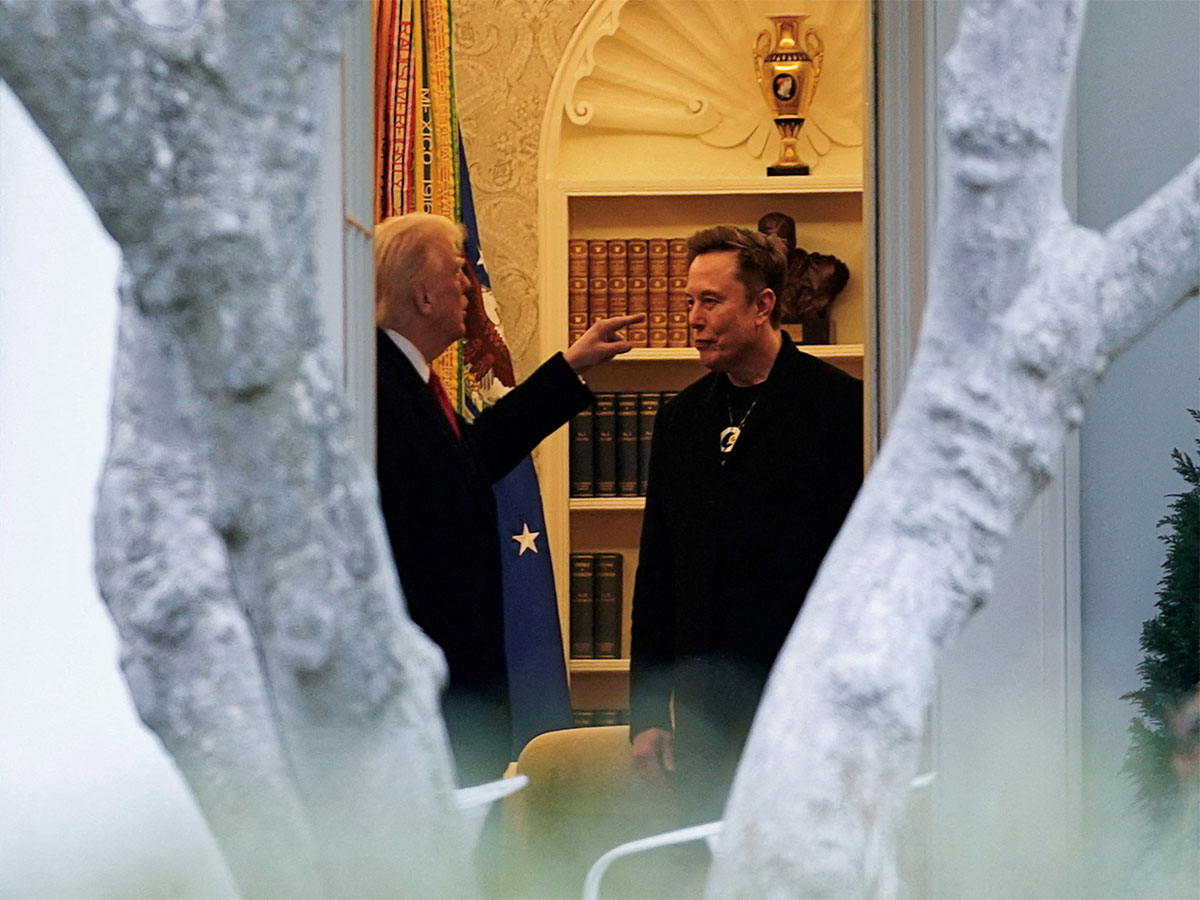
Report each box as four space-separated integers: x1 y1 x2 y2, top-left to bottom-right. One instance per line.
700 329 815 428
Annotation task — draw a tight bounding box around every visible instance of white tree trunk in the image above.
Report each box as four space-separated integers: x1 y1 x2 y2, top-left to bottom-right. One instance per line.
0 2 471 896
710 1 1199 896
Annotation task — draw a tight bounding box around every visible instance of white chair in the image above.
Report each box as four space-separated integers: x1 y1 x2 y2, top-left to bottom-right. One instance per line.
453 773 529 848
583 820 722 900
581 771 937 900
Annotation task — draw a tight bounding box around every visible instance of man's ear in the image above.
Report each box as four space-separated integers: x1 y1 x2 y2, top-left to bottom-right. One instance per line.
413 284 434 316
756 288 777 324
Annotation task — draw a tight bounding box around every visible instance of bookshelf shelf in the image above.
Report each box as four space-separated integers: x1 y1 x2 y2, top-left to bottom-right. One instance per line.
559 175 863 197
615 344 865 364
570 497 645 512
569 659 630 674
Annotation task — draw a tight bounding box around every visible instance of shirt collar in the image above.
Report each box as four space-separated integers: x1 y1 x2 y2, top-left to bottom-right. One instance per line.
384 329 430 383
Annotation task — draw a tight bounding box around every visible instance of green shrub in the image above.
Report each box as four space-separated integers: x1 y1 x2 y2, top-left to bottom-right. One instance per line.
1122 408 1199 841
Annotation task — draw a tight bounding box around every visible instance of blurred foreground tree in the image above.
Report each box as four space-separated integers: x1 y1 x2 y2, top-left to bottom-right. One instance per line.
1 1 1196 898
710 0 1198 896
0 2 470 896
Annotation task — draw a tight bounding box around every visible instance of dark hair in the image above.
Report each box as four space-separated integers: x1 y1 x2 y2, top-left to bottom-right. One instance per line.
687 224 787 326
757 211 797 254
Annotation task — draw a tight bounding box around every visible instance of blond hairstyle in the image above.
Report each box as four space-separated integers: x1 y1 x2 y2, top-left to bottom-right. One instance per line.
374 213 464 327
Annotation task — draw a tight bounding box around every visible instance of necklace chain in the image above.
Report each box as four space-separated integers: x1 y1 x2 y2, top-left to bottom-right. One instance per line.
719 394 759 454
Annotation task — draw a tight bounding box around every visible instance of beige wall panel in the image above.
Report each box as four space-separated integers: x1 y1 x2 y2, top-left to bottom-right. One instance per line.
556 0 866 182
452 0 593 378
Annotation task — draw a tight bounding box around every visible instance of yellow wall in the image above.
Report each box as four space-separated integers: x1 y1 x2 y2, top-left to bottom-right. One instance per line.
452 0 592 379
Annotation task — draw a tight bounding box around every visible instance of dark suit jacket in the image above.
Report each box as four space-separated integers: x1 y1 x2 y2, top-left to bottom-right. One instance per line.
375 330 591 784
629 332 862 818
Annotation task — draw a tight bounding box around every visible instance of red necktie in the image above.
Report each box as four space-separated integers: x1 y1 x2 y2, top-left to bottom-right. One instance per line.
428 370 461 437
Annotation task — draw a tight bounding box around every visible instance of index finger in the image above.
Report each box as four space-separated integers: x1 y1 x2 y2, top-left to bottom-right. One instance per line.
603 313 645 328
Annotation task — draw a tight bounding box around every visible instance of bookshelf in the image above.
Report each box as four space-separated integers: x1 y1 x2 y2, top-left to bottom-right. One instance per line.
549 192 868 714
537 0 873 716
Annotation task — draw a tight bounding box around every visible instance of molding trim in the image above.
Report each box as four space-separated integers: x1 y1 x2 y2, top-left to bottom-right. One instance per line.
342 1 376 463
872 0 928 437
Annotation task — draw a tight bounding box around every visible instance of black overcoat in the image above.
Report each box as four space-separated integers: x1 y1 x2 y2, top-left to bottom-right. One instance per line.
375 329 591 784
629 332 862 817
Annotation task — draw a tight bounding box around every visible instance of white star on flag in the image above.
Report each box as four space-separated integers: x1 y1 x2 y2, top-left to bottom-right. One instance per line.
512 523 540 556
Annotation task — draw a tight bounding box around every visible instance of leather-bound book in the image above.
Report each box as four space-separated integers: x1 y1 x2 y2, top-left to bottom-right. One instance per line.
627 273 649 347
607 239 629 317
647 237 669 277
608 274 628 319
594 552 623 659
607 239 628 277
568 238 591 343
593 393 617 497
667 237 690 346
568 238 589 277
626 239 650 346
568 274 589 343
615 392 640 496
637 392 660 496
647 275 669 348
569 406 594 498
667 274 689 347
588 239 609 325
627 238 649 278
569 552 596 659
667 237 689 276
647 238 670 346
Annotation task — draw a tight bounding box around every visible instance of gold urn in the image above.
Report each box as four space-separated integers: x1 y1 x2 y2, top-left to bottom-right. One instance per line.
754 13 824 175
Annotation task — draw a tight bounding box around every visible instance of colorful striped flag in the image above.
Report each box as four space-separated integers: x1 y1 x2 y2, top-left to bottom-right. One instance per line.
375 0 572 755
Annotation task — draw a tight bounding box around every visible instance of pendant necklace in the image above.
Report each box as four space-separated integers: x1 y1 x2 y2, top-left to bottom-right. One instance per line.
719 394 759 454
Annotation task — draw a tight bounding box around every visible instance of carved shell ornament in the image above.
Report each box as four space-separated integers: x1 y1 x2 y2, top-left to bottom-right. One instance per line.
562 0 863 165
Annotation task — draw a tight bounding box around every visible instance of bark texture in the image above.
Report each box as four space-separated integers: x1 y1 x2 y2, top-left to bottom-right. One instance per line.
709 1 1199 896
0 2 471 896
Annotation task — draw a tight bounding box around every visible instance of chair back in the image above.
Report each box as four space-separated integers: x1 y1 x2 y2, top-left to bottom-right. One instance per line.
494 726 679 897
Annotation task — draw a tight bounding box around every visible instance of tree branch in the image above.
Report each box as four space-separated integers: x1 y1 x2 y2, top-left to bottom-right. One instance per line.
4 2 474 894
96 290 325 898
925 0 1085 349
710 2 1199 897
1098 155 1200 359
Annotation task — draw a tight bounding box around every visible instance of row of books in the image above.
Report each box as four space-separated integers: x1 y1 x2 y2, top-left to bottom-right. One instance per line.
571 391 677 498
572 708 630 728
569 551 624 660
568 237 694 347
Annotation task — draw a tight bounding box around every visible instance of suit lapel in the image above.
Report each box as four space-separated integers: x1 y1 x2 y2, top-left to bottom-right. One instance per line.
378 330 463 453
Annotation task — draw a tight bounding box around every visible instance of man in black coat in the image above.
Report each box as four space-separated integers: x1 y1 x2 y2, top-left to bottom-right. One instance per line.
629 224 862 825
375 212 639 786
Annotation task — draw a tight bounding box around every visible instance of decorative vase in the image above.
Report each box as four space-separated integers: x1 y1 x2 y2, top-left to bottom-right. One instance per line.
753 13 824 176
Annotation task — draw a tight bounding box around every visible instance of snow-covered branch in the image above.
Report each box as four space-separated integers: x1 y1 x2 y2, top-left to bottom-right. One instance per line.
1098 156 1200 358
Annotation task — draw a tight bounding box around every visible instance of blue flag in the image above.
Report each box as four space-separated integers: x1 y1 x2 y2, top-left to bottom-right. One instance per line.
457 138 573 755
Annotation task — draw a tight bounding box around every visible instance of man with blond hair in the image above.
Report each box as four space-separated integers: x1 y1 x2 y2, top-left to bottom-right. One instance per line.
375 212 639 785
